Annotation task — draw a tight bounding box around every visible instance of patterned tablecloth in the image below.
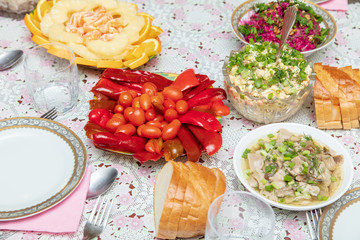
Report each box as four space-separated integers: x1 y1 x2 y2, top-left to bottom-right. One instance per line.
0 0 360 239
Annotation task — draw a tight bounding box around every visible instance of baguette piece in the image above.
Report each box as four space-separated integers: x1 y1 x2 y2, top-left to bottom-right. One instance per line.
340 66 359 128
314 76 326 129
353 69 360 120
155 161 226 239
332 66 351 129
165 161 189 239
154 161 182 239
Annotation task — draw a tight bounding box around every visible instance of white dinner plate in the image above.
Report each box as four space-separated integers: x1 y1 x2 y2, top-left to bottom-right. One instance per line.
0 117 87 221
233 123 353 211
318 187 360 240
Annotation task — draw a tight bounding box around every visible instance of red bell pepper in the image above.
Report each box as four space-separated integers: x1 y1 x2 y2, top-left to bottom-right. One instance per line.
177 125 202 162
84 121 109 139
133 151 163 163
170 69 199 91
91 78 135 100
92 132 146 153
116 82 144 91
195 74 211 83
183 79 215 100
92 90 110 100
89 99 117 111
178 110 222 133
88 109 113 128
186 88 227 109
100 69 173 90
187 125 222 156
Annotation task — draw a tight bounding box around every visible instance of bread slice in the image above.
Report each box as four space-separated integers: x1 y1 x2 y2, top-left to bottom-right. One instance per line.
340 66 359 128
314 76 326 129
165 161 189 239
154 160 181 239
331 66 351 129
211 168 227 202
353 69 360 120
314 63 339 105
195 164 217 237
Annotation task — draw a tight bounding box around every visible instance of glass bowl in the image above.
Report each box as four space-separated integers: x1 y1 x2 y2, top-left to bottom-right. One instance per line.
222 50 312 124
230 0 337 58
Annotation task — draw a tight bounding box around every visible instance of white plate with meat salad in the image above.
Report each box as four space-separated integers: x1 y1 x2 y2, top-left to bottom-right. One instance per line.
233 123 353 211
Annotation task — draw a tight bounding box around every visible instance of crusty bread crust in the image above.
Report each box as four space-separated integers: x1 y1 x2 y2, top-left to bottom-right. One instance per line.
155 161 226 239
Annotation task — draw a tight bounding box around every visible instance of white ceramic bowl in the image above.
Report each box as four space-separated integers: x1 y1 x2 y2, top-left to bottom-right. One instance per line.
233 123 354 211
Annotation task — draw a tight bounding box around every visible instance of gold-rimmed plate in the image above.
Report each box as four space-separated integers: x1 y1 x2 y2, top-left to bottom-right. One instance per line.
318 187 360 240
0 117 87 221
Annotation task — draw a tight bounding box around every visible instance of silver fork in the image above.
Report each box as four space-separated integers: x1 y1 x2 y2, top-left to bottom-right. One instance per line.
306 208 322 240
83 196 113 240
40 107 58 120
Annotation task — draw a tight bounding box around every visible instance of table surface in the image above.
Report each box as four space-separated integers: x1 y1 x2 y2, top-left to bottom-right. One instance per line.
0 0 360 239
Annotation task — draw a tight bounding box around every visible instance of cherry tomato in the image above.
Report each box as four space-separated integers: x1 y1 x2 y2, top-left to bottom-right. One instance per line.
162 119 181 140
164 108 178 122
137 124 146 136
88 109 113 128
141 82 158 96
211 101 230 116
163 138 184 161
175 100 189 114
132 97 141 108
164 99 176 109
114 104 124 113
151 95 164 105
146 120 162 129
124 107 134 121
105 116 126 133
118 92 133 107
145 138 163 154
157 92 165 103
128 107 146 126
145 108 156 121
115 124 136 136
160 121 168 129
113 113 127 124
140 94 151 111
162 86 183 101
153 115 164 122
128 90 139 98
141 126 162 138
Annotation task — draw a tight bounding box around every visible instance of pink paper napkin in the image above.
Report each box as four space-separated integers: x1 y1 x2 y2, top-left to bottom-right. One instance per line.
319 0 348 11
0 166 91 233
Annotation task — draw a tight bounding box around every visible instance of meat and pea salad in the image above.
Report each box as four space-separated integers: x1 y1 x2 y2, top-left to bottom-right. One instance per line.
227 41 311 100
242 128 344 205
238 0 329 52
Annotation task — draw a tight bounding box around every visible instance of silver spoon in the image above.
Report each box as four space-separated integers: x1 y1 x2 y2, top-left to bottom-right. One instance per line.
0 50 23 71
276 6 297 61
87 167 118 199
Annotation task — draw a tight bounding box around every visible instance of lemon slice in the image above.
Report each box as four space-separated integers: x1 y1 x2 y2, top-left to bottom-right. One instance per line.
134 15 152 44
140 38 161 56
124 52 149 69
148 25 164 38
32 34 50 46
24 14 42 36
36 0 53 21
124 45 145 61
75 57 97 67
137 12 154 22
97 60 124 69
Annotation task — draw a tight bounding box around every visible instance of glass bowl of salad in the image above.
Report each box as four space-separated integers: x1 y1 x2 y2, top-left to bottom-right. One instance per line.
231 0 336 57
223 41 313 124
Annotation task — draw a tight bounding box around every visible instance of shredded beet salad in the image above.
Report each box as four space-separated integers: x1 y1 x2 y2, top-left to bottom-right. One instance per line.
238 0 329 52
